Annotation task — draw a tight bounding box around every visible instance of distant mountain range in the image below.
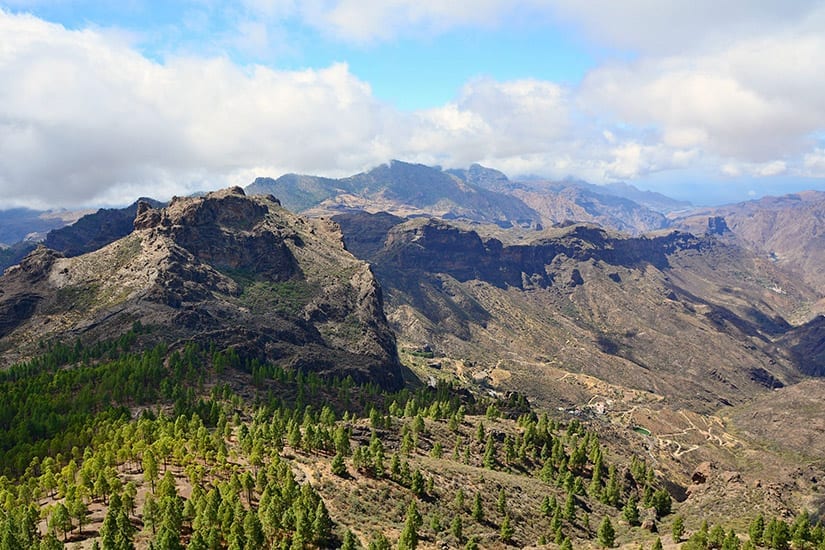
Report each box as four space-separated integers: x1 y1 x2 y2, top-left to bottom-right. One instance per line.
245 161 693 235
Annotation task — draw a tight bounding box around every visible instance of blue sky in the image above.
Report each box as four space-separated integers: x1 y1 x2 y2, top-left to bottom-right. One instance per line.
1 1 825 208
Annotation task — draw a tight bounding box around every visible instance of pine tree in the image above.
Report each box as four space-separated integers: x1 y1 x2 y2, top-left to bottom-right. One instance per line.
451 515 463 542
708 524 727 549
341 530 358 550
723 529 742 550
398 501 422 550
622 494 640 526
651 489 672 517
331 452 347 477
652 537 664 550
368 532 391 550
472 493 484 523
749 515 764 546
563 492 576 521
411 469 425 497
672 515 685 542
244 510 266 550
598 517 616 548
500 514 514 543
49 503 72 542
312 501 333 546
540 495 553 517
483 435 497 469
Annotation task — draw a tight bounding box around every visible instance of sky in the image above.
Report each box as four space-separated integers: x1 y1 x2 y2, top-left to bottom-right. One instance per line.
1 1 825 209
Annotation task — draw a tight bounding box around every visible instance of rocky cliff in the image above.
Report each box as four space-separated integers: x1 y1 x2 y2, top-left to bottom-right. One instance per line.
0 188 405 388
335 212 823 412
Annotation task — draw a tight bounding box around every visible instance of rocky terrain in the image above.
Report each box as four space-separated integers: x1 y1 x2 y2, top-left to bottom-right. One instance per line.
0 188 405 387
672 191 825 297
335 212 822 408
332 209 825 517
1 171 825 544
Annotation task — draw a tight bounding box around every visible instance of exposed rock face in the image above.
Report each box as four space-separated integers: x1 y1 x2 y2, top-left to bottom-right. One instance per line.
334 213 821 412
370 218 702 289
0 189 405 388
707 216 731 235
692 462 714 484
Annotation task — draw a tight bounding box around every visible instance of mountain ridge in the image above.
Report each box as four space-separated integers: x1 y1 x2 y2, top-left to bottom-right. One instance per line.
0 188 406 388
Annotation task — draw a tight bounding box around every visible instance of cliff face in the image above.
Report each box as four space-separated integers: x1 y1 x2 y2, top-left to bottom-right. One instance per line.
347 217 703 289
335 212 822 412
0 188 405 388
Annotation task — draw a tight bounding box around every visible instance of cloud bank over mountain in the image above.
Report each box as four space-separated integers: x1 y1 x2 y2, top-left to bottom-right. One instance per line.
1 2 824 208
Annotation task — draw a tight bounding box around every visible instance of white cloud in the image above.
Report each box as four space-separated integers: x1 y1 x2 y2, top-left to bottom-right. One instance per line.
579 30 825 164
547 0 825 54
1 6 824 210
803 149 825 177
0 11 398 208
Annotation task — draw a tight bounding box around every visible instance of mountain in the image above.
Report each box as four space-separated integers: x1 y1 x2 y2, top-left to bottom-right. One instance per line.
333 211 825 514
672 191 825 296
448 164 685 234
509 181 673 235
247 160 542 228
0 188 405 387
598 181 692 213
43 198 166 257
335 212 822 413
0 207 90 246
447 163 513 192
1 187 825 548
246 161 690 235
246 173 341 212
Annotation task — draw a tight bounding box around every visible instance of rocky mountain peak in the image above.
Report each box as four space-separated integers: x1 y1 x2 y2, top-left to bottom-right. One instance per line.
0 189 406 386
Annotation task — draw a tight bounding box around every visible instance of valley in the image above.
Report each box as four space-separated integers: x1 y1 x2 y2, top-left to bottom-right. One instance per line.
0 166 823 549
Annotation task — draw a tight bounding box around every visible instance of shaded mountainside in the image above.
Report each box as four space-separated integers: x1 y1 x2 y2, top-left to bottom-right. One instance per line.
0 207 89 246
43 197 165 257
334 212 824 414
672 191 825 296
0 188 405 388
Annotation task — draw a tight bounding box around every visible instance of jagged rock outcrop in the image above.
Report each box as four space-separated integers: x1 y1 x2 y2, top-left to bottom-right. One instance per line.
0 189 405 388
707 216 731 236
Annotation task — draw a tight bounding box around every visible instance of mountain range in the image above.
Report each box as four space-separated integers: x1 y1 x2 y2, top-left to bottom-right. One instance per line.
1 161 825 544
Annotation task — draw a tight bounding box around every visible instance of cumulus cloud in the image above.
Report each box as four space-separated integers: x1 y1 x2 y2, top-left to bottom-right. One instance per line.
1 5 824 209
578 29 825 173
0 11 401 208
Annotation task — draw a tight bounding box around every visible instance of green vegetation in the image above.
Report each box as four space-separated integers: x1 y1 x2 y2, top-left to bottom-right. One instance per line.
238 278 318 315
0 329 820 549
